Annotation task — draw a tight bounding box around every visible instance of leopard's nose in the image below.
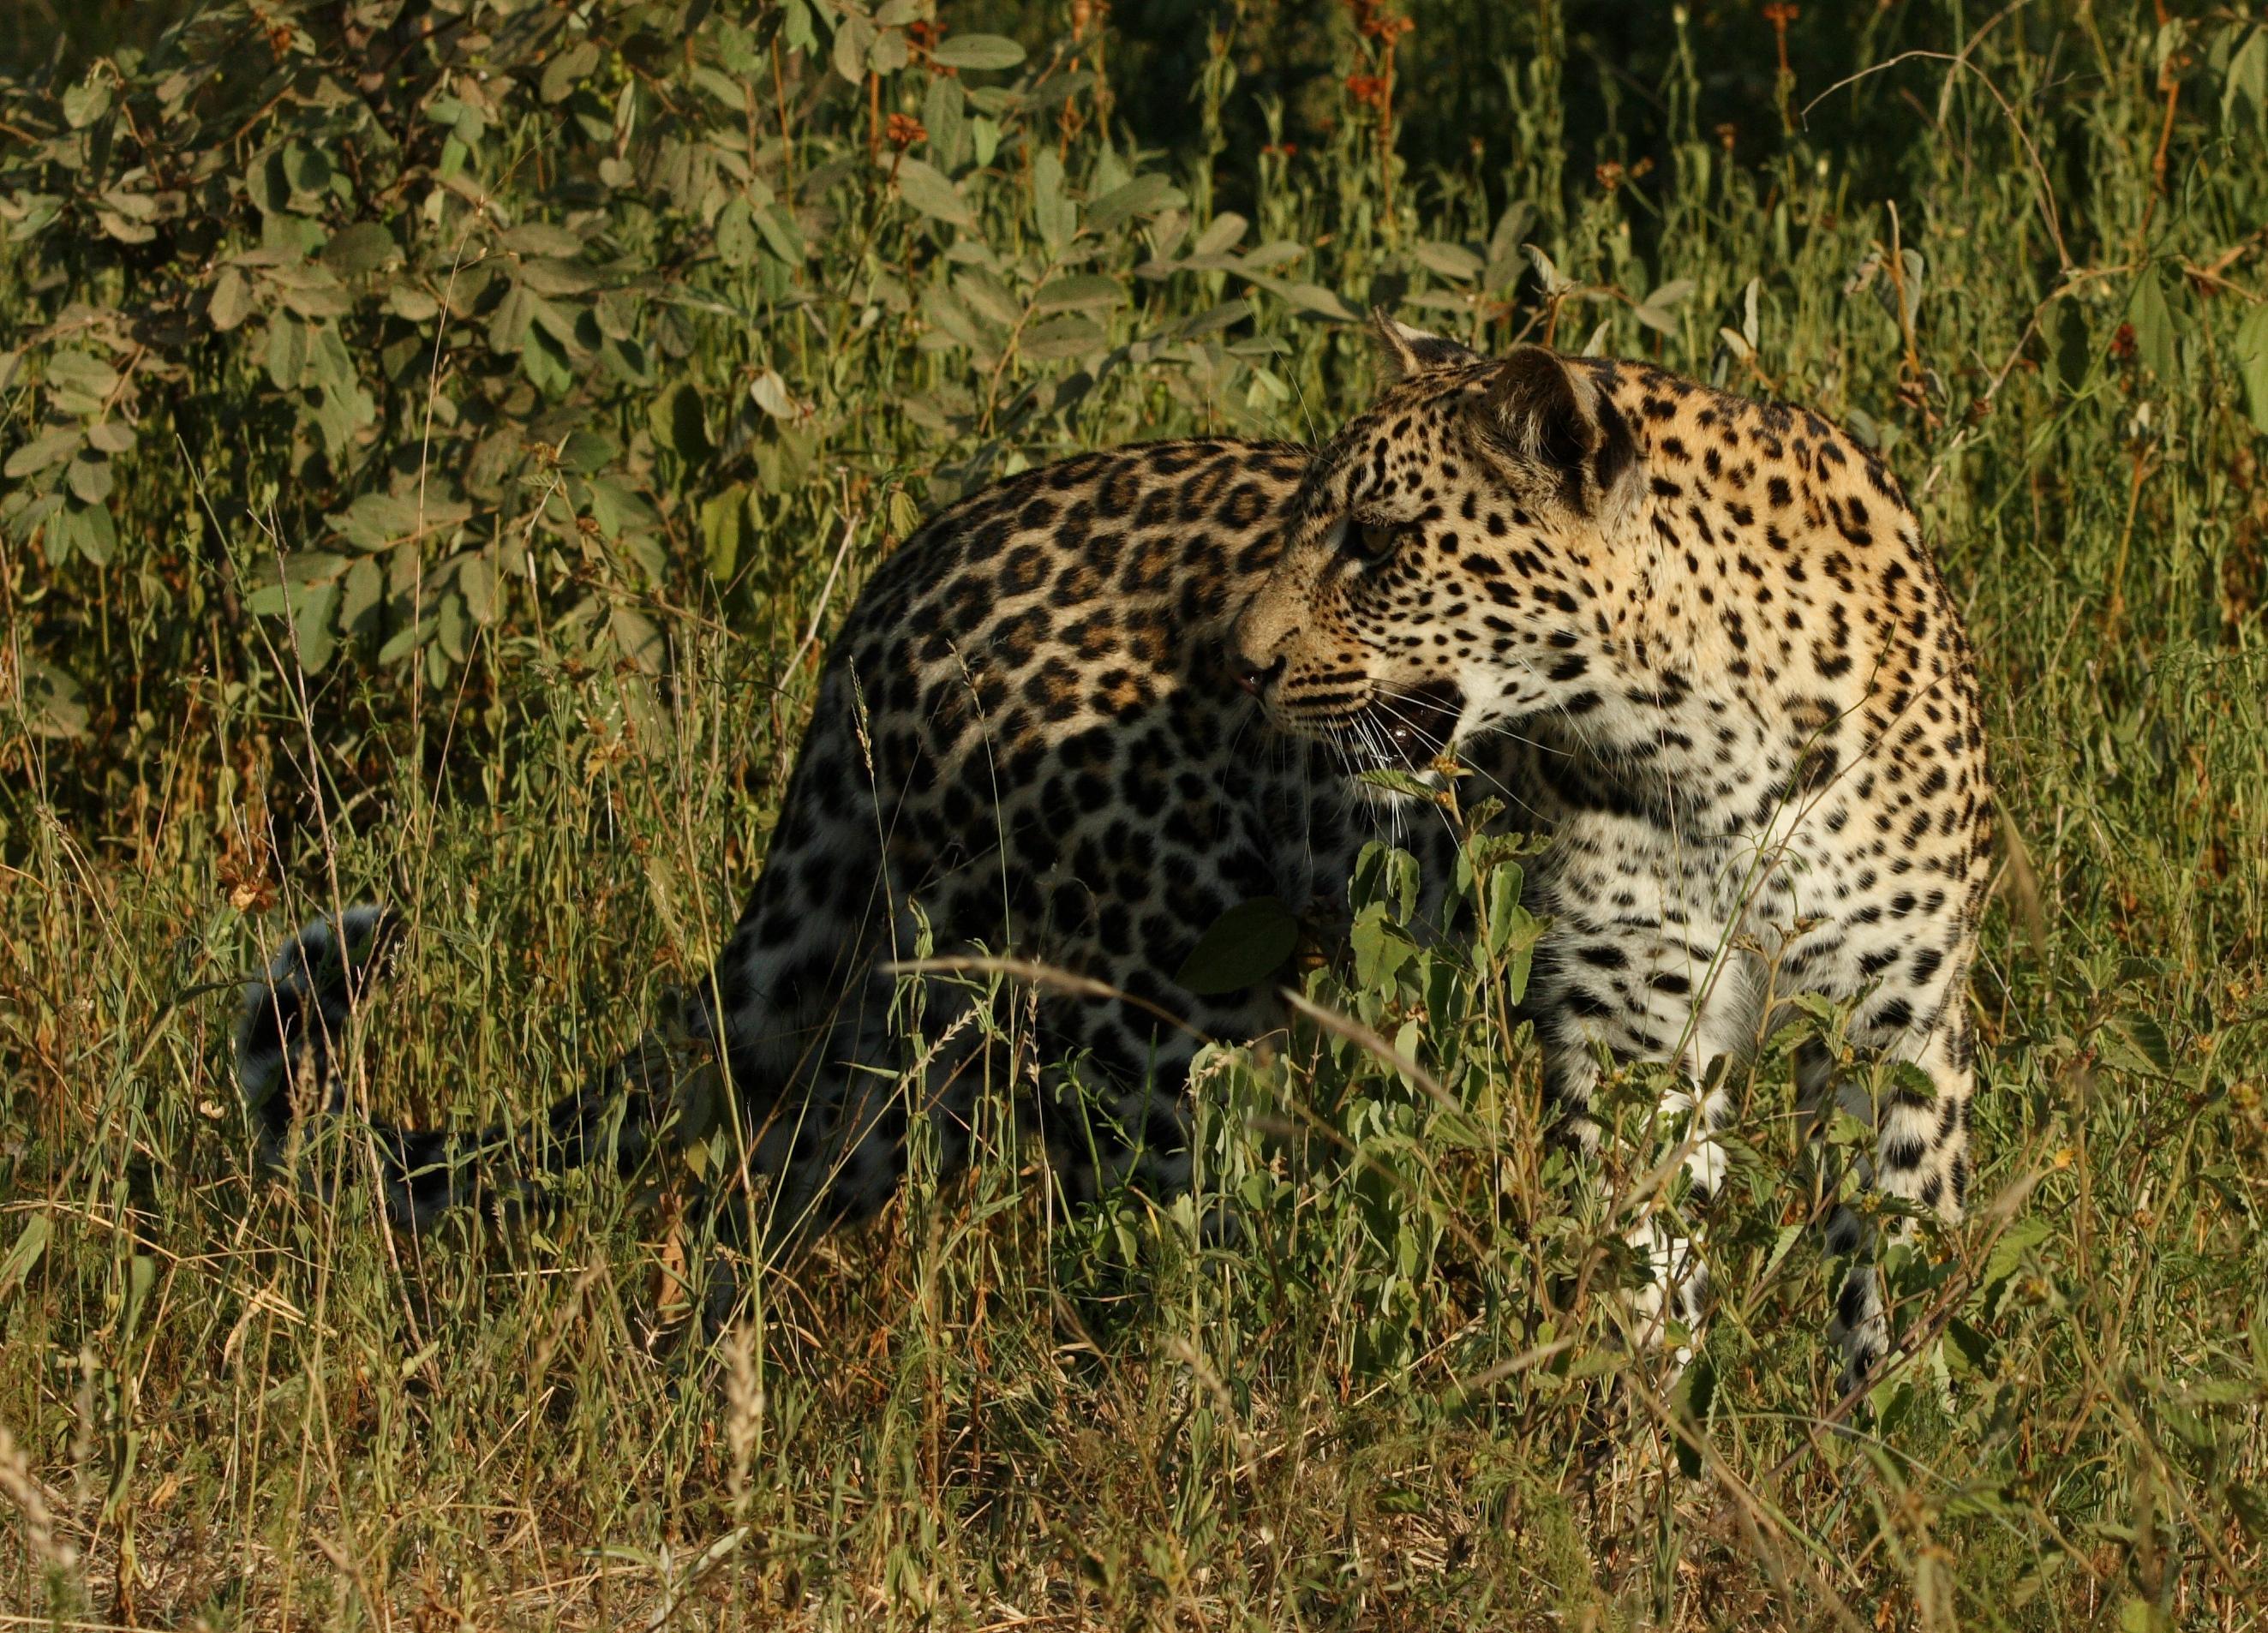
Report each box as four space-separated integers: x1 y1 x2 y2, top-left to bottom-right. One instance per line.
1235 655 1284 697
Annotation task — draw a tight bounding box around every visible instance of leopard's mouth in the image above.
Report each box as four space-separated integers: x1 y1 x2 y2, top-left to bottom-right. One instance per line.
1343 679 1464 769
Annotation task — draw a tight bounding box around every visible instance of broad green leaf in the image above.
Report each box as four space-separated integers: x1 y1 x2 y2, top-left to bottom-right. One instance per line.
542 39 602 103
651 383 709 459
895 158 973 228
1481 864 1527 956
1030 274 1123 314
2225 27 2267 129
715 197 757 266
700 488 746 578
15 658 87 738
610 603 665 672
209 266 254 331
45 350 118 402
1349 903 1416 990
322 222 398 274
1087 172 1180 234
558 428 616 474
0 1213 51 1295
1981 1217 2052 1304
1280 283 1360 321
519 256 597 296
1192 212 1248 257
265 314 308 387
1018 313 1106 362
54 499 116 566
750 369 798 419
1355 766 1435 799
1033 150 1074 250
62 77 111 129
1175 897 1300 996
65 452 113 505
500 222 584 257
1414 240 1482 282
2234 302 2268 434
831 10 874 84
2128 265 2179 382
931 34 1026 71
3 427 81 480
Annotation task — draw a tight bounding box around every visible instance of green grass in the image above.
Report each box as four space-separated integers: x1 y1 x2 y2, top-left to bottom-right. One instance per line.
4 2 2268 1626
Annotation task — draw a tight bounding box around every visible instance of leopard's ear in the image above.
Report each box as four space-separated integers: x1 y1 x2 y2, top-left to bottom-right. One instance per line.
1478 345 1636 511
1369 309 1480 382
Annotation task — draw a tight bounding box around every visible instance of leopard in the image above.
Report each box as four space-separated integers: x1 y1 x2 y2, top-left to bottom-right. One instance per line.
238 316 1990 1389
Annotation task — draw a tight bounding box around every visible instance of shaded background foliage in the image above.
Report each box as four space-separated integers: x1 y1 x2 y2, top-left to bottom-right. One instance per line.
8 0 2260 830
4 2 2268 1626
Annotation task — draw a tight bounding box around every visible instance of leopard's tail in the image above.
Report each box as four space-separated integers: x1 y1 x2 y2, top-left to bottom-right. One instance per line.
234 906 667 1229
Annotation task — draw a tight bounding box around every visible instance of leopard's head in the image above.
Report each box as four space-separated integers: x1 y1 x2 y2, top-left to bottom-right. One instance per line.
1232 316 1641 773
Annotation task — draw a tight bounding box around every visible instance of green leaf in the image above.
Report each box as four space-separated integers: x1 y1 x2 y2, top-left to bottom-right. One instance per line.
559 428 616 475
500 223 584 257
750 369 798 419
1280 282 1361 322
1192 212 1248 257
1033 149 1074 250
209 266 254 331
321 222 398 274
46 350 119 404
1673 1349 1716 1478
1413 241 1482 282
519 256 597 296
931 34 1026 71
265 314 308 388
895 158 973 228
609 603 665 672
754 203 804 266
51 499 115 565
2112 1008 2175 1074
15 658 88 739
0 1213 51 1297
2234 302 2268 435
1175 898 1300 996
1481 864 1529 956
4 427 81 480
542 39 602 103
715 197 758 266
327 493 466 550
2129 265 2179 382
61 76 111 129
1018 313 1107 362
1355 766 1435 800
650 383 709 459
699 488 746 579
2223 27 2266 129
1031 274 1125 314
65 452 113 505
1349 905 1416 990
1087 173 1181 235
1981 1217 2051 1304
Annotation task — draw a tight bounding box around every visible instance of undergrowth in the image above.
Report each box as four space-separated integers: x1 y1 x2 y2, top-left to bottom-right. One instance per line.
3 2 2267 1626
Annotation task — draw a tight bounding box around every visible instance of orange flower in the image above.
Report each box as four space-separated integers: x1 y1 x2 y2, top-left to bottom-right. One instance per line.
1345 75 1386 108
885 112 927 151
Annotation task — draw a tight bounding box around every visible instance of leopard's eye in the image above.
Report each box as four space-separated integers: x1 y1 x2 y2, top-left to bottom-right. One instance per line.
1349 518 1404 562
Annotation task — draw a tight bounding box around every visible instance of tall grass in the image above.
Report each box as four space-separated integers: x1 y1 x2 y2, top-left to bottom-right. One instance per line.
3 2 2266 1626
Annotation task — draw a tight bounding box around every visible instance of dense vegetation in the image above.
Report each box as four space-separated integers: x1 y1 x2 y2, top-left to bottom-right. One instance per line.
3 1 2266 1625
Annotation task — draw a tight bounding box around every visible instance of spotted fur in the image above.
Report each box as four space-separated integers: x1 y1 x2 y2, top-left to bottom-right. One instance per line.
236 320 1990 1389
1233 320 1991 1384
